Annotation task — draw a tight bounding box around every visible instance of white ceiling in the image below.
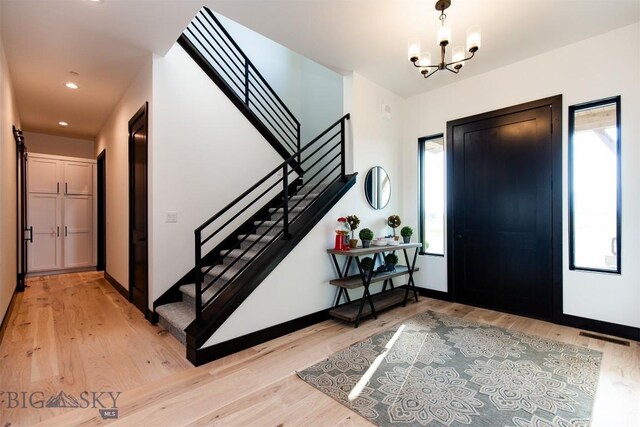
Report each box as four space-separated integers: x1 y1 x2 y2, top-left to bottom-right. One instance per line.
1 0 638 140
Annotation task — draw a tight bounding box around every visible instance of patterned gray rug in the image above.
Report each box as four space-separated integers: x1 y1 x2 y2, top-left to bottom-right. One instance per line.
297 311 602 427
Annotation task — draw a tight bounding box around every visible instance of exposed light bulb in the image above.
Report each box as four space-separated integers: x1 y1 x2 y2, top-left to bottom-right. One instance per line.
58 121 68 127
65 82 79 89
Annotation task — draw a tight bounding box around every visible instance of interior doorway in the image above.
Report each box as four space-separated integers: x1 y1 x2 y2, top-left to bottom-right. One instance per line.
128 103 149 319
446 95 562 321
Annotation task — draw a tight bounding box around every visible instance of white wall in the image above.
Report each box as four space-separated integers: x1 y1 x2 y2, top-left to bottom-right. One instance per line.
217 13 344 145
0 27 20 324
95 56 152 289
150 44 286 305
402 23 640 328
205 72 405 346
23 131 94 159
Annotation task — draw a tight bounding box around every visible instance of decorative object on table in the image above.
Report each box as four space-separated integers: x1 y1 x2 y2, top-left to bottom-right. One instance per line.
387 215 402 240
372 238 388 247
346 215 360 248
334 217 351 251
400 226 414 243
384 253 398 271
359 228 374 248
364 166 391 210
407 0 481 80
298 310 601 427
359 257 374 274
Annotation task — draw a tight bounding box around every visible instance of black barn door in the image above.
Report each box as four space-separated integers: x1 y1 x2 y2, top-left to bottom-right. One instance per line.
447 96 562 321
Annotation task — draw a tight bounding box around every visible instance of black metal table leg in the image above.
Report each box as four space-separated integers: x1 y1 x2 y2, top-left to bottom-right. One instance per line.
402 247 420 306
354 254 378 327
331 254 352 306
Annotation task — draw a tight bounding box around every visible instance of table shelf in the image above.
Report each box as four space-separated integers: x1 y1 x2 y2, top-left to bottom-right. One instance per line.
329 289 408 322
329 266 420 289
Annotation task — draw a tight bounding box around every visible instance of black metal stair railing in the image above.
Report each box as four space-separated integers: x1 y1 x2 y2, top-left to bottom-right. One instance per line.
180 7 301 165
194 114 350 323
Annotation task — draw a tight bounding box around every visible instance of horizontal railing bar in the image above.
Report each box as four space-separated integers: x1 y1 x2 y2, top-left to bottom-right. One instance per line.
249 97 298 149
196 14 246 67
202 7 300 128
247 79 298 137
299 142 340 176
185 29 246 95
191 17 245 77
196 114 349 233
247 74 299 131
201 174 285 246
300 132 341 166
200 8 248 64
246 62 299 127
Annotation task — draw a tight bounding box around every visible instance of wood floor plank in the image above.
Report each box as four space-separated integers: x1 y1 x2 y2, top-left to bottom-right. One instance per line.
2 272 638 426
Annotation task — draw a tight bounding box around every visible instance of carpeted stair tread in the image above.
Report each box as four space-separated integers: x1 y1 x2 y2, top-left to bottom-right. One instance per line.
221 248 262 260
179 282 225 304
202 264 242 281
156 301 193 345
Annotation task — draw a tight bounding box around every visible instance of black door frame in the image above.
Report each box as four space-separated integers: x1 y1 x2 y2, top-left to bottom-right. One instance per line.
96 149 106 271
446 95 563 322
128 102 150 320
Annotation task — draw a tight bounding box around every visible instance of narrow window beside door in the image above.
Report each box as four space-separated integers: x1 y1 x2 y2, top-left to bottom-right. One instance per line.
569 96 621 274
418 134 445 256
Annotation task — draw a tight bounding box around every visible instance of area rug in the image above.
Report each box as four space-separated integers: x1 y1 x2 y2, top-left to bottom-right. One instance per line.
297 311 602 427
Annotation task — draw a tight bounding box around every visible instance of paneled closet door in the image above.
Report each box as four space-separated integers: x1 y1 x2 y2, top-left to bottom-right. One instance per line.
28 157 61 194
64 161 93 195
27 193 63 272
64 195 93 268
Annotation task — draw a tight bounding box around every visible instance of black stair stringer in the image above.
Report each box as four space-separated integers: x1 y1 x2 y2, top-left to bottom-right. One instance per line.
186 173 357 365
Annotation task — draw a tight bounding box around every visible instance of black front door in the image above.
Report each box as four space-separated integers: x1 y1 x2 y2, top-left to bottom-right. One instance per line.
447 96 562 320
129 103 149 317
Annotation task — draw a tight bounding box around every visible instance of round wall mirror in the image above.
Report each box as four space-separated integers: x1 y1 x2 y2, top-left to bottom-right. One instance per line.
364 166 391 209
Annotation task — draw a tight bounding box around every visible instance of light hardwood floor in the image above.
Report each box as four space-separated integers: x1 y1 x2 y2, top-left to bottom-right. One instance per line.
1 273 638 426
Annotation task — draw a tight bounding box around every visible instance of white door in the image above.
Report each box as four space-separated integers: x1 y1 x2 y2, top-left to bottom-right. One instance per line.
27 193 62 272
64 195 93 268
28 157 61 194
64 162 92 195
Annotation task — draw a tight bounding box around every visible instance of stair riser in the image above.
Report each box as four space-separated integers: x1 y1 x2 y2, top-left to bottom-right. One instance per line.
158 315 187 346
239 240 270 251
256 225 283 236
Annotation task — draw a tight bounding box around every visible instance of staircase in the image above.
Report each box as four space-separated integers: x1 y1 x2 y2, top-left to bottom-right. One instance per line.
153 8 356 366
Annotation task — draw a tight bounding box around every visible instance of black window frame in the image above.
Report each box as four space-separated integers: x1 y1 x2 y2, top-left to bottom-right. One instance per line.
418 133 445 257
568 95 621 274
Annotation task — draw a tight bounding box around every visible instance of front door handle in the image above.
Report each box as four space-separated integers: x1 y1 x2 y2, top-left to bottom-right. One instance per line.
455 234 463 240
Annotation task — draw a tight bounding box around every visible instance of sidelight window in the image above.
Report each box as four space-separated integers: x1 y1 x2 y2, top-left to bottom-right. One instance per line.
569 96 621 274
418 134 445 256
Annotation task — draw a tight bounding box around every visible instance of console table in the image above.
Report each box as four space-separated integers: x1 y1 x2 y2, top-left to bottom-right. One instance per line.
326 242 421 327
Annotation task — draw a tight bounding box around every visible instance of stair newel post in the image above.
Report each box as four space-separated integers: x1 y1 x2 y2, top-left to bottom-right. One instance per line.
194 230 202 323
282 163 292 240
244 61 250 106
296 124 301 167
340 116 346 181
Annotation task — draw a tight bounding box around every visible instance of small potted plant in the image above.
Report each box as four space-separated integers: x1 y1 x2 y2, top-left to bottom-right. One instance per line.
360 257 375 274
387 215 402 241
400 226 413 243
384 253 399 272
346 215 360 248
359 228 374 248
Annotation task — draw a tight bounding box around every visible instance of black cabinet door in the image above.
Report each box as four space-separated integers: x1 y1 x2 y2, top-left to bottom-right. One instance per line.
447 98 560 320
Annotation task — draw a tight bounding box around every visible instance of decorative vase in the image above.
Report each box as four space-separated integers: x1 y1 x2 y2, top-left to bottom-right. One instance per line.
349 239 358 249
334 218 351 251
393 235 400 241
403 236 411 243
362 240 371 248
385 263 396 272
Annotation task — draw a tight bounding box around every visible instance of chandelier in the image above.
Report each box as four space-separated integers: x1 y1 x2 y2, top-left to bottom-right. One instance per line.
408 0 481 79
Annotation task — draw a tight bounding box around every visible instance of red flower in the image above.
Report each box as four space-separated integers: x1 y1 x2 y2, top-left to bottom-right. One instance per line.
337 217 347 222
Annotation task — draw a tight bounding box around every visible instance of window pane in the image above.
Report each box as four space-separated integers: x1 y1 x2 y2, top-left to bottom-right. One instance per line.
420 135 445 255
570 99 620 273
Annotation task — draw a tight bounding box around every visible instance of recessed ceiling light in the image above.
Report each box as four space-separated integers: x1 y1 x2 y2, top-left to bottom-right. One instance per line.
58 121 69 127
88 0 104 3
65 82 79 89
69 71 79 76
